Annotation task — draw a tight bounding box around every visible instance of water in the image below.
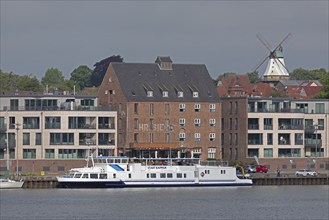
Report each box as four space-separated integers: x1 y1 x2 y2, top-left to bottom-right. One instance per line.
1 186 328 220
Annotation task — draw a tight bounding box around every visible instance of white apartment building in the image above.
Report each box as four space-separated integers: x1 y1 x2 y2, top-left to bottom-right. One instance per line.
0 91 117 174
247 98 329 170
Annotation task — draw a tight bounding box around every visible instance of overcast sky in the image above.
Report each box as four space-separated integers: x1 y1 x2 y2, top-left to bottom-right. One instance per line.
1 1 328 80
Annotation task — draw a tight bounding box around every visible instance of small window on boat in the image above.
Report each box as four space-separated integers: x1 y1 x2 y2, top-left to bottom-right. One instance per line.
90 174 98 179
100 174 107 179
167 173 173 178
82 174 88 178
184 173 187 178
101 159 107 163
151 173 156 178
128 174 131 178
122 159 128 163
115 159 120 163
113 174 116 178
74 173 82 178
221 170 226 174
147 173 150 178
177 173 182 178
160 173 166 178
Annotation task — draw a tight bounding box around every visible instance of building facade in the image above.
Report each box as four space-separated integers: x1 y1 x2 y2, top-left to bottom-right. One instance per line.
222 96 329 172
0 92 117 174
98 56 221 160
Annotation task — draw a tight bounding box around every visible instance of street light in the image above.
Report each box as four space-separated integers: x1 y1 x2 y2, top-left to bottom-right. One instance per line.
15 123 21 176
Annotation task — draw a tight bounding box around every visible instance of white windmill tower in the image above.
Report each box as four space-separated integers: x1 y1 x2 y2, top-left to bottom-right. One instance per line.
254 33 292 81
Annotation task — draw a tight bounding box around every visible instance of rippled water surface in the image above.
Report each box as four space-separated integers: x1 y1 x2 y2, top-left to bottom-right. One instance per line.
1 186 328 220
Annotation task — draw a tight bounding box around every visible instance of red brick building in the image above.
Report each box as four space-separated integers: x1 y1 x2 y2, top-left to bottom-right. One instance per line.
98 56 221 160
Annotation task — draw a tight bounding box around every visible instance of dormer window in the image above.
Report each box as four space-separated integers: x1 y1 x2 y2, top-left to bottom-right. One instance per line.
155 56 173 70
193 91 199 98
162 91 168 97
147 91 153 97
178 91 184 98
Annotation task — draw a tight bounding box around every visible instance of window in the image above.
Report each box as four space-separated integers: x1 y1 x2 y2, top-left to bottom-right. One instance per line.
162 91 168 97
35 133 42 145
209 133 216 141
134 133 139 142
318 119 324 130
165 104 170 114
208 148 216 159
194 133 201 141
193 92 199 98
179 133 186 141
178 91 184 98
194 104 201 112
179 103 185 112
209 119 216 127
209 104 216 112
150 103 154 116
150 119 154 130
147 91 153 97
167 173 173 178
23 133 30 145
179 118 186 127
160 173 166 178
295 133 303 145
134 103 138 114
267 133 273 145
23 117 40 129
194 118 201 127
134 119 139 130
45 117 61 129
45 149 55 158
315 103 325 113
23 149 36 159
264 148 273 158
264 118 273 130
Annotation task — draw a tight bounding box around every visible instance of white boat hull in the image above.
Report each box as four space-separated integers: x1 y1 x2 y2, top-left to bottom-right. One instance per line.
0 179 24 189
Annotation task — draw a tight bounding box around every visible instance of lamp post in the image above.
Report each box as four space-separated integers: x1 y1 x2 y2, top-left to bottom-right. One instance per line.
15 123 21 176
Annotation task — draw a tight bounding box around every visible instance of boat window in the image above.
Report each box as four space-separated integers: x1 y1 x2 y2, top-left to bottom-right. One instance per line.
128 174 131 178
74 173 82 178
160 173 166 178
167 173 173 178
122 159 128 163
113 174 116 179
184 173 187 178
177 173 182 178
146 173 149 178
90 174 98 179
221 170 226 174
101 159 107 163
107 159 114 163
82 174 88 178
100 174 107 179
115 159 121 163
151 173 156 178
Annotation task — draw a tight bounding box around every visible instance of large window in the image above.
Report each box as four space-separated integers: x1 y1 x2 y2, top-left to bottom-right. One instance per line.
23 133 30 145
50 133 74 145
23 149 36 159
58 149 85 159
45 149 55 158
315 103 325 113
35 133 42 145
45 117 61 129
279 149 301 158
23 117 40 129
264 148 273 158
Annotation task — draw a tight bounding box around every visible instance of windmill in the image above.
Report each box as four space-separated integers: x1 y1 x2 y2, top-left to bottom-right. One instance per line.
253 33 292 81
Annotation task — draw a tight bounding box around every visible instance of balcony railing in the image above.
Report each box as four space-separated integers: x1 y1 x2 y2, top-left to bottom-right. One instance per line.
304 139 322 147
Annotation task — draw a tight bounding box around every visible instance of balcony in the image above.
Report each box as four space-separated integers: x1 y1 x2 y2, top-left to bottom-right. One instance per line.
304 139 322 147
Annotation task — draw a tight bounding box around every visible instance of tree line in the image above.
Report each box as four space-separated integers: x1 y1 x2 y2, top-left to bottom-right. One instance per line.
0 55 123 93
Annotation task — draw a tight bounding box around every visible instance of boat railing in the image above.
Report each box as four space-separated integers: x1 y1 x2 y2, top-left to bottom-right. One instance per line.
200 160 229 167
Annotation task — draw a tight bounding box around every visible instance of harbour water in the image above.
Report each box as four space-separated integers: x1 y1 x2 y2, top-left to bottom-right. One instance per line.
1 186 328 220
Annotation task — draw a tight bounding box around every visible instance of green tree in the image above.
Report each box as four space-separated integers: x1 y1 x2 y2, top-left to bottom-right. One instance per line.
314 72 329 99
70 65 92 89
41 68 65 90
92 55 123 87
0 70 42 91
17 75 43 92
247 71 260 83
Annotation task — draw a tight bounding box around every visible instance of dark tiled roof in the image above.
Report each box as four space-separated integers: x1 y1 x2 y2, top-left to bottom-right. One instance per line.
111 62 219 102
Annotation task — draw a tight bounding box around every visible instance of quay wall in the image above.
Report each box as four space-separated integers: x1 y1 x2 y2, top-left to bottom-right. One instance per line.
19 176 329 189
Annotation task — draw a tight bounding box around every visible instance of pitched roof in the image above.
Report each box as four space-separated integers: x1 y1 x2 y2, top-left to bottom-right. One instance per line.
110 62 219 102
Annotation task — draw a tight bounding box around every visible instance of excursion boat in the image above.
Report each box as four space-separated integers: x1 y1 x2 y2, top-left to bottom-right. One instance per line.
57 156 252 188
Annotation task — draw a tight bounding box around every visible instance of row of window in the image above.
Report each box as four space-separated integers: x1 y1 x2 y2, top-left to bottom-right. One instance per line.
133 103 216 114
145 90 199 98
133 132 216 142
248 148 324 158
